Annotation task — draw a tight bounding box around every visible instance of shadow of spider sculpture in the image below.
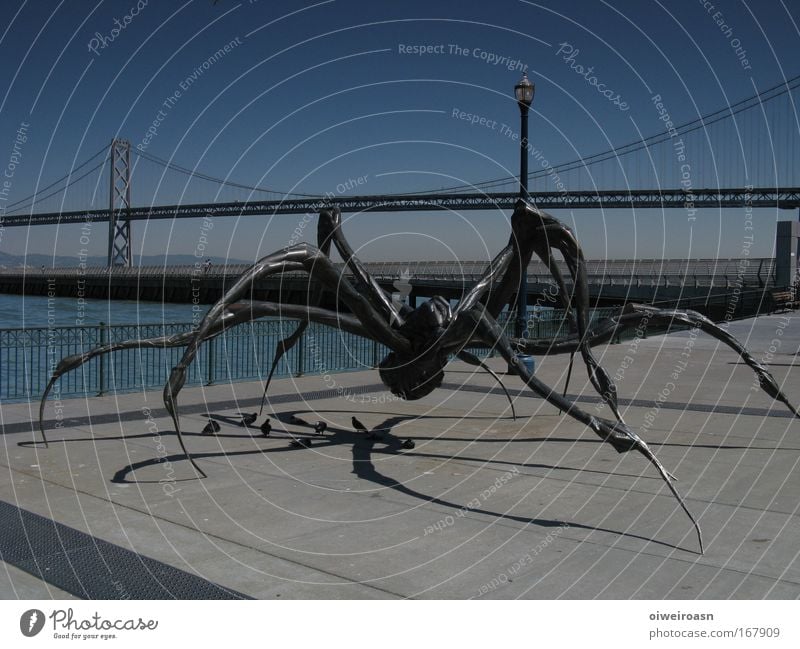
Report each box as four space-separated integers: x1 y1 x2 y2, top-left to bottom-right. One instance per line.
40 200 799 553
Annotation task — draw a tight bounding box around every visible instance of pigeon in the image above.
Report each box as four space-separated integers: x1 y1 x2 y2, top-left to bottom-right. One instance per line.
259 418 271 437
402 439 415 450
289 414 309 426
313 421 327 435
201 419 221 435
240 412 258 427
353 416 380 439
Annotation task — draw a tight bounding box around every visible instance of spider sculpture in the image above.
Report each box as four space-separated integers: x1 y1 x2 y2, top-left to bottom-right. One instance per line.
40 200 799 552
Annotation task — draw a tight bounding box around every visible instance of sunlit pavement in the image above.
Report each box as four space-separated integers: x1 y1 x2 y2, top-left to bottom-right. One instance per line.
1 314 798 599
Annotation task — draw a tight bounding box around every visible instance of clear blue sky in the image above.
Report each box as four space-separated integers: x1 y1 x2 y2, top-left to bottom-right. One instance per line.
0 0 798 265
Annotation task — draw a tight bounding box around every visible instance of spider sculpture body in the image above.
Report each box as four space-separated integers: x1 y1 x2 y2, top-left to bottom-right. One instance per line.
40 200 799 552
378 296 452 400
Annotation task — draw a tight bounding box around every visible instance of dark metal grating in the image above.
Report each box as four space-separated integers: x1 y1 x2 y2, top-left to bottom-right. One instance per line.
0 500 251 599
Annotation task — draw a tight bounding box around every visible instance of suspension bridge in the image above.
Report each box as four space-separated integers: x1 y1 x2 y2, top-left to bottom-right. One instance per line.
0 75 798 300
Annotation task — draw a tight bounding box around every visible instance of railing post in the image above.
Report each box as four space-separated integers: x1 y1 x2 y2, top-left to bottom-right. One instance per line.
206 338 214 385
97 321 106 396
296 331 304 377
372 337 379 369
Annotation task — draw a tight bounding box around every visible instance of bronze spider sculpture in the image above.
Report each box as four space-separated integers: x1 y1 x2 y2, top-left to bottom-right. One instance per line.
40 200 799 553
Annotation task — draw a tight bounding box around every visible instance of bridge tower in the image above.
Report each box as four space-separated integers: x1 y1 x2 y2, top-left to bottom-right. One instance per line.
107 138 132 266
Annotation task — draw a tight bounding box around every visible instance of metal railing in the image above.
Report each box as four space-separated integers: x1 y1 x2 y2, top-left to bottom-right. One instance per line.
0 308 620 403
0 320 381 402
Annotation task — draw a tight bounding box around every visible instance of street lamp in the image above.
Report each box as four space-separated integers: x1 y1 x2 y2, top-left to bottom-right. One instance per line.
514 72 535 341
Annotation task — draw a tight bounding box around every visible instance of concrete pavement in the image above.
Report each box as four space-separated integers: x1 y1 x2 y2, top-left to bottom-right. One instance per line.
1 313 798 599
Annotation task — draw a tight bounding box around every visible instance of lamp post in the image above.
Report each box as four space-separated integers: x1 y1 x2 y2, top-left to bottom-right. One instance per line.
514 72 535 340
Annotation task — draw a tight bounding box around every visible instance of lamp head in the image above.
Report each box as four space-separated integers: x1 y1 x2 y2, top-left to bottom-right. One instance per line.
514 72 535 107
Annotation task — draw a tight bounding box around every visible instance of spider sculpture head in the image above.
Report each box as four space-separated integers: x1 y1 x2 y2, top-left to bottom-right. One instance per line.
39 200 799 553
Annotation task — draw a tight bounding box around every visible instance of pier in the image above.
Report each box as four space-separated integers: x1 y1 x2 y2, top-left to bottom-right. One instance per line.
0 257 785 318
2 315 798 598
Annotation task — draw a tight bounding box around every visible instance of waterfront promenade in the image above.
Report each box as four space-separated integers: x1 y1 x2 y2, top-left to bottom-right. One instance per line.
1 314 798 599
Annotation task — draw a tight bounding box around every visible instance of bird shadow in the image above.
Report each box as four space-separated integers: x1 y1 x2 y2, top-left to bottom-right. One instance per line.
281 412 311 428
210 412 250 428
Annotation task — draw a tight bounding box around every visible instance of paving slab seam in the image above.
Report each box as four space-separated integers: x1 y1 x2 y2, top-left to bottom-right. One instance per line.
6 375 795 439
57 413 798 476
440 383 797 420
1 382 391 436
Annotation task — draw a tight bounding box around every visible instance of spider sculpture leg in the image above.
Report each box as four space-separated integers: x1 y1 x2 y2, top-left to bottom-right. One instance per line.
531 239 577 324
318 207 405 326
440 203 618 421
444 229 797 552
468 305 704 553
439 218 627 429
37 302 369 446
456 350 517 420
540 222 627 423
530 239 580 404
256 211 336 415
484 201 627 423
258 207 407 415
434 231 564 418
164 244 413 477
509 303 800 418
481 229 580 406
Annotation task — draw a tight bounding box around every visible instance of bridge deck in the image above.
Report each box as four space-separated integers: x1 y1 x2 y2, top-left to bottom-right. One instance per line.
0 257 777 286
2 187 799 227
0 257 777 315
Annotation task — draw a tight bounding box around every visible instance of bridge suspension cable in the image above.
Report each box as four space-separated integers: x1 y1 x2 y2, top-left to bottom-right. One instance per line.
411 73 800 195
133 149 317 199
2 145 109 214
3 74 798 218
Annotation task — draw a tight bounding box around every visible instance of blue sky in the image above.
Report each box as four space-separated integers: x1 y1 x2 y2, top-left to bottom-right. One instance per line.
0 0 798 264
